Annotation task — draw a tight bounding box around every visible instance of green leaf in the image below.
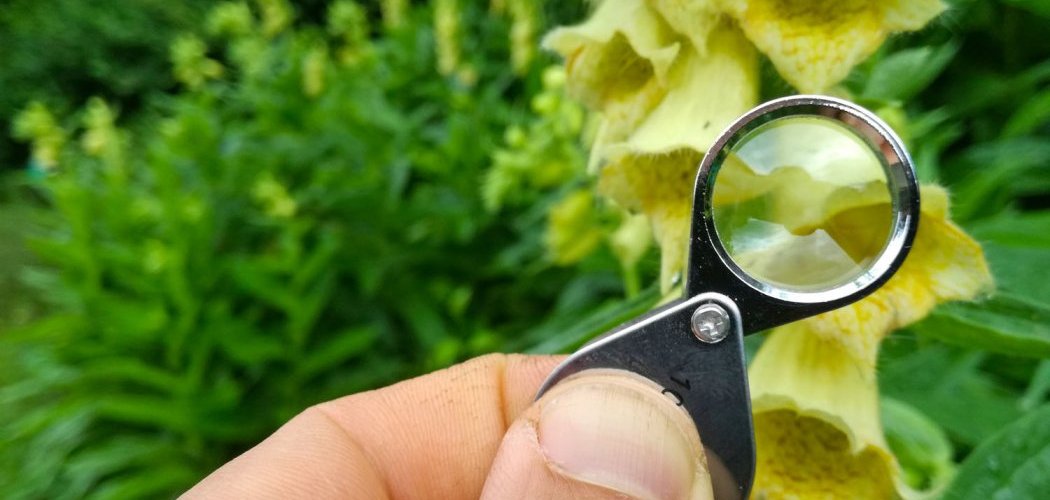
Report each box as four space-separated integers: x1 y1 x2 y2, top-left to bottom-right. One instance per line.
863 43 959 102
213 317 287 366
228 257 297 312
967 211 1050 306
64 436 183 498
881 397 955 491
879 341 1023 445
519 285 661 354
1001 0 1050 18
969 211 1050 248
1003 89 1050 137
942 404 1050 499
88 464 199 500
79 358 185 394
296 326 378 381
985 243 1050 300
94 395 195 433
913 294 1050 358
948 139 1050 221
1020 360 1050 411
10 407 93 499
89 292 169 343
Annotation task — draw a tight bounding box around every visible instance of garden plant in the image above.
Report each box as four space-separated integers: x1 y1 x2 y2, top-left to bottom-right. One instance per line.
1 0 1050 498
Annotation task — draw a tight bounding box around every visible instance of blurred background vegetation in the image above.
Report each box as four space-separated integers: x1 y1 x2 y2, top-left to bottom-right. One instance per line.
0 0 1048 498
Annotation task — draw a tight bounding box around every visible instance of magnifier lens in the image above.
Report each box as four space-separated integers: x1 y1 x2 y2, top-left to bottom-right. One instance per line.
712 115 893 293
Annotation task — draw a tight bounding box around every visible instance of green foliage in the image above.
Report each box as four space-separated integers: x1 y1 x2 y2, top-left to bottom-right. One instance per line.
1 0 1049 497
0 0 213 169
915 207 1050 352
844 0 1050 493
914 294 1050 358
2 1 628 497
482 67 585 213
942 404 1050 499
882 397 955 492
0 177 44 330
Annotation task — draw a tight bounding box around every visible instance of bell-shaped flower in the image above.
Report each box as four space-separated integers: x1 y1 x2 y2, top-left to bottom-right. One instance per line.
746 185 993 498
542 3 758 294
717 0 947 92
544 4 985 496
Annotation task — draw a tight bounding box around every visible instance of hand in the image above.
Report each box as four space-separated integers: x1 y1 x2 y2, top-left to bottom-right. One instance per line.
183 354 714 499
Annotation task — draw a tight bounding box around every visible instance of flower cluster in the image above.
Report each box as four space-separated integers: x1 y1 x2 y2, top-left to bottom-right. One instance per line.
544 1 994 497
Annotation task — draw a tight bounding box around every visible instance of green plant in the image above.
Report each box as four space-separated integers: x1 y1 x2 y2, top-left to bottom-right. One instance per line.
0 0 216 171
2 1 632 497
844 0 1050 494
3 0 1050 498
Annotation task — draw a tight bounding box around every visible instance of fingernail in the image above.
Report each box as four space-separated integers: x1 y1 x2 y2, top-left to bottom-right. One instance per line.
538 371 708 500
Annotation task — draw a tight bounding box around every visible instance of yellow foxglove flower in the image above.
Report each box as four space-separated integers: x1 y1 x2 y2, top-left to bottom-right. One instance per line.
609 210 653 296
595 26 759 292
544 3 761 291
545 3 981 499
81 98 127 174
13 102 66 171
328 1 371 65
748 185 993 499
546 190 605 265
252 173 298 219
543 0 680 154
380 0 406 30
509 0 538 74
602 26 758 158
206 2 255 38
255 0 293 38
650 0 721 56
717 0 947 92
434 0 463 76
302 45 328 97
171 35 224 89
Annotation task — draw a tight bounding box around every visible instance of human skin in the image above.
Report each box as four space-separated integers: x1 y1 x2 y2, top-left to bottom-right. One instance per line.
183 353 714 500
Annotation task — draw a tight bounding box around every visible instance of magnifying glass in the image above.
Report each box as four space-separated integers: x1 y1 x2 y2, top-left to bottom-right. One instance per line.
536 95 919 499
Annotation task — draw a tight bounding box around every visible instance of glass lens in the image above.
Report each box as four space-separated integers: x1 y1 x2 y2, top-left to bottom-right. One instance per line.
712 115 893 292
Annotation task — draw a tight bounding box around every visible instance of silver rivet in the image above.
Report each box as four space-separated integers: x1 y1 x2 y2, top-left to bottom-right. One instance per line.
691 303 730 344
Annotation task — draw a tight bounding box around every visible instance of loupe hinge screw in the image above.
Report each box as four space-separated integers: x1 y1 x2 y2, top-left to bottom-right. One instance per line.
691 303 730 344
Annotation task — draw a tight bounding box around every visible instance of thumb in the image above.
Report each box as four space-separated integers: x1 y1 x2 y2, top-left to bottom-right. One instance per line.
480 369 715 500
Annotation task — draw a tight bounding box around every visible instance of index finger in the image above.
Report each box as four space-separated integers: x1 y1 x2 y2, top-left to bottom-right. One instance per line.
183 353 563 499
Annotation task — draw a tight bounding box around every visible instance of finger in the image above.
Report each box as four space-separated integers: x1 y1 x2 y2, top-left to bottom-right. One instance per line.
182 353 562 499
481 369 715 500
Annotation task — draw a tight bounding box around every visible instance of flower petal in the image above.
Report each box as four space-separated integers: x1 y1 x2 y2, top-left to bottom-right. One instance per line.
797 185 993 363
882 0 947 31
749 322 898 498
546 190 605 265
719 0 944 93
651 0 721 54
604 24 759 157
598 150 698 292
748 184 992 497
542 0 680 109
720 0 885 92
592 25 758 291
543 0 684 172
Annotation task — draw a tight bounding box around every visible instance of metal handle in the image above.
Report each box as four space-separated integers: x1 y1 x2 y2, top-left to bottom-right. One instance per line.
536 293 754 500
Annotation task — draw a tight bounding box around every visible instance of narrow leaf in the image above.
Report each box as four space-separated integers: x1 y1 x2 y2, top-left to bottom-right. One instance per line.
913 294 1050 358
881 397 955 492
863 43 959 102
296 327 378 381
942 404 1050 499
880 342 1023 445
